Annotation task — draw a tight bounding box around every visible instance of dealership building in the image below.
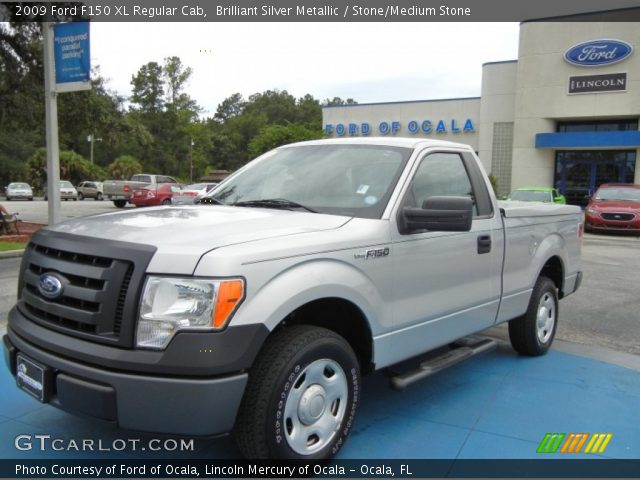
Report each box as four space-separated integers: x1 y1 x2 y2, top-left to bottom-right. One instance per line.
322 16 640 204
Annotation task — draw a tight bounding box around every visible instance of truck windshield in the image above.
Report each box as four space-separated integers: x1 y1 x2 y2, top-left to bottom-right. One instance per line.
206 144 412 219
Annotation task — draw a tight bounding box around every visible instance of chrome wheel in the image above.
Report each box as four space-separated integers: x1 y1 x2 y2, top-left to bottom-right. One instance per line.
536 292 556 344
283 358 348 455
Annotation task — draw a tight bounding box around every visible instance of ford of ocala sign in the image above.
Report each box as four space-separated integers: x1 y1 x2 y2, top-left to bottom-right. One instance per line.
564 39 633 67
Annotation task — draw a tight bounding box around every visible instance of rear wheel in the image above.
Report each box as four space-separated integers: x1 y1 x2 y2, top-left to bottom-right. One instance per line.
96 193 103 201
508 276 558 356
113 200 126 208
235 325 360 459
161 198 171 206
78 192 84 200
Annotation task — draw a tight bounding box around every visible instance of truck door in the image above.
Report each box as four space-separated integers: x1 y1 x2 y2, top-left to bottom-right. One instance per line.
384 149 503 364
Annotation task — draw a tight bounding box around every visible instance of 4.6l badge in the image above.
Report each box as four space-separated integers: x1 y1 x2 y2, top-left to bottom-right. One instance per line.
355 247 390 260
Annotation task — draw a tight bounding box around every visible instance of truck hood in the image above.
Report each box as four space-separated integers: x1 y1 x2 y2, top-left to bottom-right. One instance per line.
47 206 351 273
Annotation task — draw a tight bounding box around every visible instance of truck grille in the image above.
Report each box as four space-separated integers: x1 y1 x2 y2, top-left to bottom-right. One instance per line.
601 212 635 221
17 230 156 348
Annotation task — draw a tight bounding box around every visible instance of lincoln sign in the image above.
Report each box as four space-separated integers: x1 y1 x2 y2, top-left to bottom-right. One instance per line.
568 73 627 95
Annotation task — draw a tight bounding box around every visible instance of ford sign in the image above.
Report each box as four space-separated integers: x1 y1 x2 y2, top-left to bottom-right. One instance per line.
38 273 64 299
564 39 633 67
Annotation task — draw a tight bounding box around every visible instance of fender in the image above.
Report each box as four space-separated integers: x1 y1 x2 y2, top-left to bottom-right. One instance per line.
230 258 387 335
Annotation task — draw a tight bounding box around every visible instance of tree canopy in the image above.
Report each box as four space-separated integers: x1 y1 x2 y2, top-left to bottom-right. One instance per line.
0 18 357 190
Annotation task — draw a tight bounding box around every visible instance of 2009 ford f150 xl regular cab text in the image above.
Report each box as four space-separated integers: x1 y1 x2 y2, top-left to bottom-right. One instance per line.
3 138 582 459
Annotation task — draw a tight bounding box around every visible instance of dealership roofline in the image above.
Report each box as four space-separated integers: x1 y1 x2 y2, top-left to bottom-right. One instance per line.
482 59 518 67
521 6 640 24
321 96 480 109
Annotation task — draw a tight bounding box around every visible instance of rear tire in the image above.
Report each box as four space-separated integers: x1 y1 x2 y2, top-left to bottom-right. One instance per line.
113 200 126 208
235 325 360 459
78 193 84 200
162 199 171 206
508 276 558 356
96 193 103 201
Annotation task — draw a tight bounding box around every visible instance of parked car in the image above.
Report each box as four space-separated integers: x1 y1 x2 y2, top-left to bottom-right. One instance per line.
76 181 104 201
172 182 218 205
3 138 583 460
104 174 178 208
44 180 78 201
507 187 566 204
130 183 182 207
5 182 33 201
584 183 640 233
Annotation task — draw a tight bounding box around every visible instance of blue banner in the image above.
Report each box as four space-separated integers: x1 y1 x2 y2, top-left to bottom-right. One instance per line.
53 22 91 85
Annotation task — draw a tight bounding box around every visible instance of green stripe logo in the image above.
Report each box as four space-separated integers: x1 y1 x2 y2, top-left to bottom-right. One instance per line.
537 433 566 453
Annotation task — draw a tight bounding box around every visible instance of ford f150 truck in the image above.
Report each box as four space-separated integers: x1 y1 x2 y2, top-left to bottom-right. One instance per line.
4 138 582 459
103 174 178 208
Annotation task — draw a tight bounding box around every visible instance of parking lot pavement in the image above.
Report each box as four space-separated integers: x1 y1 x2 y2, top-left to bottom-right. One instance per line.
1 342 639 461
4 199 132 225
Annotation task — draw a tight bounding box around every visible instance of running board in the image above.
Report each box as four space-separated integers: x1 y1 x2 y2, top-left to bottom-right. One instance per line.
389 337 498 390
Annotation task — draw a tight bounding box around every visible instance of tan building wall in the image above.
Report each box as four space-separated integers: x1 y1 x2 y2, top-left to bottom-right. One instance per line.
512 21 640 189
322 98 480 150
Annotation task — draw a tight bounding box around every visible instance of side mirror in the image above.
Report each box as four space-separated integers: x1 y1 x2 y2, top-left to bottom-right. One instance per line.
401 196 473 233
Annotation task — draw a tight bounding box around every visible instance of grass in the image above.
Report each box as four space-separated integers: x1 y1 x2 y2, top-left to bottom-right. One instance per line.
0 241 26 251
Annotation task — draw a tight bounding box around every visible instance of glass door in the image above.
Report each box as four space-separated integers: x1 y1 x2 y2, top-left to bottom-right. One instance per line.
555 151 636 207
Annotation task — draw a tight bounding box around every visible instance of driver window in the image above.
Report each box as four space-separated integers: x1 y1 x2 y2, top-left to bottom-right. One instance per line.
406 152 477 216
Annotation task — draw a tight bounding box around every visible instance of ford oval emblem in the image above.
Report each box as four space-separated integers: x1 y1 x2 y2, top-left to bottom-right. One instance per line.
38 273 64 299
564 39 633 67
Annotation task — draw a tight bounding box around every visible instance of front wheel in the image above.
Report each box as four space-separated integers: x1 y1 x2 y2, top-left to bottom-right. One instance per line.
235 326 360 459
508 276 558 356
113 200 126 208
96 193 103 201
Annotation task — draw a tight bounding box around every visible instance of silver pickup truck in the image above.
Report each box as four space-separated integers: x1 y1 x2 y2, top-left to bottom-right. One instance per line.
103 173 178 208
4 138 582 460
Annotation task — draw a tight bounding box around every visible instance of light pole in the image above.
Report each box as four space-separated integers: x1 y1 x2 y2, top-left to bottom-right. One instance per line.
189 138 194 183
87 134 102 165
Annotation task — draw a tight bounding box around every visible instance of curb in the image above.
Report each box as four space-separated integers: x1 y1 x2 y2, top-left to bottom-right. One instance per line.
0 249 25 259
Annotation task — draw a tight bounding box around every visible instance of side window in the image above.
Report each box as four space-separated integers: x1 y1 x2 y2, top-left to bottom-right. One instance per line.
132 175 151 183
406 152 477 216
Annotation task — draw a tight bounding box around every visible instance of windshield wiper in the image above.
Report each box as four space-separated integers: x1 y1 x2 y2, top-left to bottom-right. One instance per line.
197 197 225 205
233 198 318 213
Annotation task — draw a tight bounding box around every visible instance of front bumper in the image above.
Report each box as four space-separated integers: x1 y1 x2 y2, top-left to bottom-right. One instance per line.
585 214 640 232
4 330 248 436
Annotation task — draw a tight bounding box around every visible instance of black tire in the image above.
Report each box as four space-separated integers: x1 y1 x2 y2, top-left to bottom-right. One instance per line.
161 198 171 206
508 276 558 356
73 197 77 201
113 200 126 208
78 192 84 200
235 325 360 460
96 193 103 201
28 197 33 201
6 197 10 201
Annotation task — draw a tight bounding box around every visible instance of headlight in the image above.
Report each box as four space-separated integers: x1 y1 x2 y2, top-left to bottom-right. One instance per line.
586 208 599 216
136 276 244 349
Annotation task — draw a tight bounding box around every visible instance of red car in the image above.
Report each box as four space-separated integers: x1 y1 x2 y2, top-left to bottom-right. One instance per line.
585 183 640 233
130 183 182 207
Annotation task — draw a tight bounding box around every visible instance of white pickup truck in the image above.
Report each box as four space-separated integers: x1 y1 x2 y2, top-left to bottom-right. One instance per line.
4 138 582 459
103 173 178 208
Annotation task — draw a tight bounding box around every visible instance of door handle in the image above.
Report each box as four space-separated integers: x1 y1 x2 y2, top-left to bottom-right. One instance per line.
477 235 491 254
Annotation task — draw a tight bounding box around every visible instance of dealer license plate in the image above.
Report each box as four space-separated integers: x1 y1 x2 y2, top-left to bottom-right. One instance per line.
16 354 46 402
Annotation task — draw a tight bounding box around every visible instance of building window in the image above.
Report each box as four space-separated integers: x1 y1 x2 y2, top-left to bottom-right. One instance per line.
491 122 513 197
557 119 638 133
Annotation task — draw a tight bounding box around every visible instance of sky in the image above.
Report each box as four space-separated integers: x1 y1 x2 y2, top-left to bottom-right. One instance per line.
91 22 520 116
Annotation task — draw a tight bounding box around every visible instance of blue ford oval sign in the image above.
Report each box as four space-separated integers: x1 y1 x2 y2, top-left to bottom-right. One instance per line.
564 39 633 67
38 273 64 299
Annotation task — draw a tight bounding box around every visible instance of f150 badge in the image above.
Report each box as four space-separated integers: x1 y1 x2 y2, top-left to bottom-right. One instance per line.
355 247 390 260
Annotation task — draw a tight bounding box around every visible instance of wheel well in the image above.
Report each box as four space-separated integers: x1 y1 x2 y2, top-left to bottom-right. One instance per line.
275 298 374 374
541 256 564 297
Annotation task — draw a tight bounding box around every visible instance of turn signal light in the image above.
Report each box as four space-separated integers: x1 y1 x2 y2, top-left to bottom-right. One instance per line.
213 280 244 328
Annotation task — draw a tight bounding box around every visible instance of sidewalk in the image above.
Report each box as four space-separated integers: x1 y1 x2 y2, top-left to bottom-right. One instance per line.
1 339 638 460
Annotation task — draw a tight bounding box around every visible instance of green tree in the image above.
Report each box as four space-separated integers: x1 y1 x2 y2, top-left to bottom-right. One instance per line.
248 124 323 158
214 93 245 122
24 148 103 191
322 97 358 106
107 155 142 180
130 62 164 113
